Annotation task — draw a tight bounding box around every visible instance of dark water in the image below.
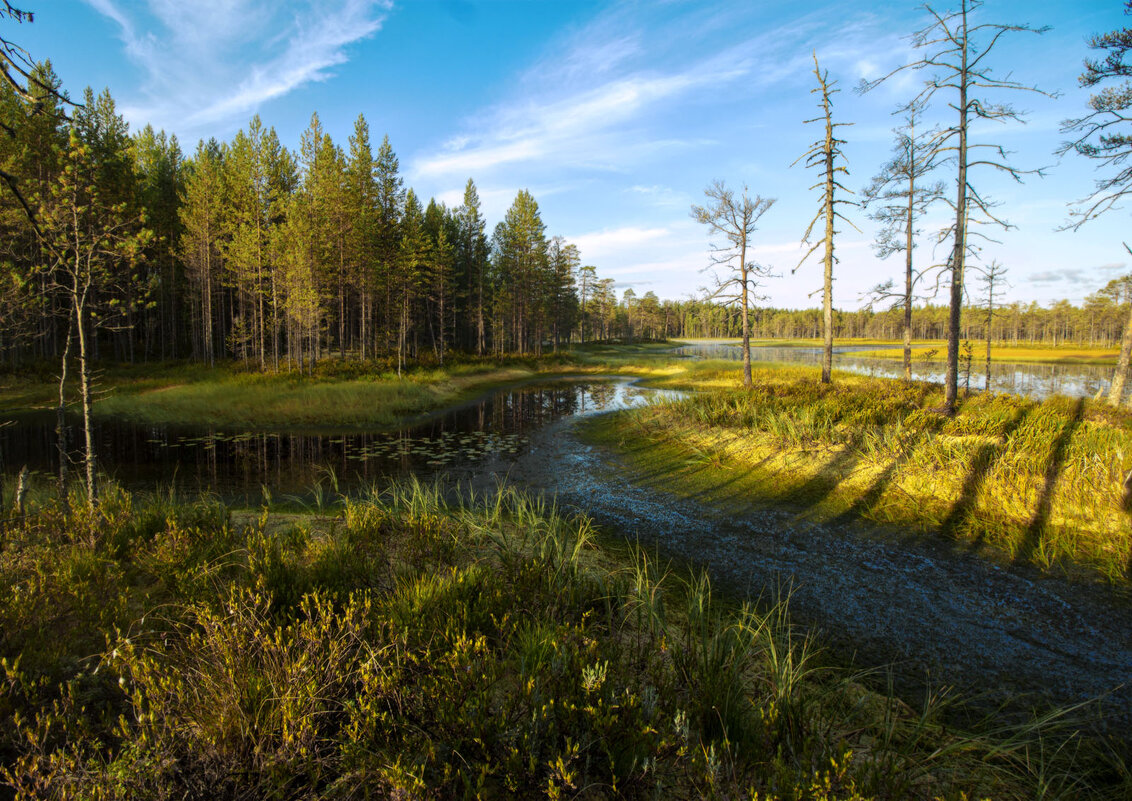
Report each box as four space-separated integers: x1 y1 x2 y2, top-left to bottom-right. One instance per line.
3 343 1114 497
1 379 676 502
674 342 1114 400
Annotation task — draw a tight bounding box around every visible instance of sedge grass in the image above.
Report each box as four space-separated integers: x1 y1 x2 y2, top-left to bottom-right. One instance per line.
843 343 1120 366
1 479 1125 798
591 364 1132 584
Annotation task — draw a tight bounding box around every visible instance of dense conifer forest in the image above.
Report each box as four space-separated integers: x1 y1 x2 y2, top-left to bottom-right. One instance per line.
2 63 1129 374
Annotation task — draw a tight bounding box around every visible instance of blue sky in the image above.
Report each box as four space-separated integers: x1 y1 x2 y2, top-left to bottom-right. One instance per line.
14 0 1131 309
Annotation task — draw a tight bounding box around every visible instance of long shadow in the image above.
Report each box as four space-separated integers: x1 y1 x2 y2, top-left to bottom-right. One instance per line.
780 433 863 510
1015 398 1085 565
828 427 942 528
940 407 1034 543
824 384 945 526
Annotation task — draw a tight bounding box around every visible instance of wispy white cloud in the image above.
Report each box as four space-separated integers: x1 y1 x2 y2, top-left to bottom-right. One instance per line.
83 0 389 136
414 69 738 178
626 184 690 208
409 1 825 183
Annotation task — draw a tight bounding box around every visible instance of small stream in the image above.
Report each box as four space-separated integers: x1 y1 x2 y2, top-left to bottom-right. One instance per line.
3 347 1129 725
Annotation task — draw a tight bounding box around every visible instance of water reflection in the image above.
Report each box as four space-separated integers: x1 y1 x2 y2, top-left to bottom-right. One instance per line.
1 379 674 502
673 343 1112 400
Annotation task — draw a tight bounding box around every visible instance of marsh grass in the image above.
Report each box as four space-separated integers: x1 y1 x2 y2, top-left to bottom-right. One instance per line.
1 479 1123 798
843 344 1120 366
600 366 1132 583
0 346 688 430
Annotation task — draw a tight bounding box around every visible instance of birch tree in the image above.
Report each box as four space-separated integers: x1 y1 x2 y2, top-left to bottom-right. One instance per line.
37 128 150 509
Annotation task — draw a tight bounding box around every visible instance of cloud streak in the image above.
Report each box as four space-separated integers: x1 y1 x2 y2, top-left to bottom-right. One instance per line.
83 0 389 136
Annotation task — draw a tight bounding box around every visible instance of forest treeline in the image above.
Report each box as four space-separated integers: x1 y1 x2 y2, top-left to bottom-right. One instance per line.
2 65 1130 374
0 65 609 372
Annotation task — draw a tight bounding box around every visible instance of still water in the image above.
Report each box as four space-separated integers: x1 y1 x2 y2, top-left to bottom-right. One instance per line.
1 379 672 501
1 343 1116 497
674 342 1115 401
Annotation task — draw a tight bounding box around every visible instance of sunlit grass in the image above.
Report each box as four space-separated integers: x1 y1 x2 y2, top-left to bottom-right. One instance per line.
592 364 1132 584
1 478 1123 798
843 343 1121 365
1 346 699 429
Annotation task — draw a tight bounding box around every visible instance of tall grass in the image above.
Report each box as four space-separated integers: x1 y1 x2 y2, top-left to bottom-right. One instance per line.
619 367 1132 583
1 481 1125 798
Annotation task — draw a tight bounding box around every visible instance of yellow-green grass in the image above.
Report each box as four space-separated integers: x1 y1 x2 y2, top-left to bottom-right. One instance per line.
587 364 1132 585
843 343 1121 366
1 479 1121 798
0 346 696 430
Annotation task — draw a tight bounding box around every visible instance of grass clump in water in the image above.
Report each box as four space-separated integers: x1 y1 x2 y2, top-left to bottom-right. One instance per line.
0 478 1126 798
601 365 1132 584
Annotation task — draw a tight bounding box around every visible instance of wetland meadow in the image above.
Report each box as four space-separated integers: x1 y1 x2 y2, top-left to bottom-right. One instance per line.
2 341 1132 799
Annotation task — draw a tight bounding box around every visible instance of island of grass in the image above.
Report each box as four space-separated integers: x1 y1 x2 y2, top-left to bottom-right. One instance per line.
0 343 684 431
2 480 1126 798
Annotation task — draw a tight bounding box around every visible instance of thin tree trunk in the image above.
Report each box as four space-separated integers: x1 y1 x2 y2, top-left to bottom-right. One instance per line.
903 134 915 381
73 291 97 511
1108 301 1132 406
56 314 72 504
822 121 835 385
740 244 752 388
945 2 970 414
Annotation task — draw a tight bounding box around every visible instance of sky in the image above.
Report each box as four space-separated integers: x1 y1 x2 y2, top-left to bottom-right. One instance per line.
10 0 1131 310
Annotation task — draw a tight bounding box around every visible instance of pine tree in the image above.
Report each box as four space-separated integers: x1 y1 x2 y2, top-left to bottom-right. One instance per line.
861 105 944 379
347 114 377 360
374 135 404 355
493 190 547 354
133 124 184 359
860 0 1051 412
457 178 488 354
396 189 429 375
179 139 225 365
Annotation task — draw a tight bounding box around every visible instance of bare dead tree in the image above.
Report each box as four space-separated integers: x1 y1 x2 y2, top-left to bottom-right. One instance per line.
795 53 857 384
974 258 1008 391
859 0 1051 413
691 180 776 388
862 104 946 379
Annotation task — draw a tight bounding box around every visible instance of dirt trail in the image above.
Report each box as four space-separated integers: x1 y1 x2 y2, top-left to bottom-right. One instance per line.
500 413 1132 730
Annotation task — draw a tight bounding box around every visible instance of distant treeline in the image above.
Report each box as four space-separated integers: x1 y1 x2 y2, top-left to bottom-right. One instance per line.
2 66 1128 372
658 288 1132 347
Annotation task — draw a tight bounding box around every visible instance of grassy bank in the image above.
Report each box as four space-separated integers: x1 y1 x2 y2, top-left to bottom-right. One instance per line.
0 345 687 431
593 362 1132 585
840 343 1120 366
1 482 1125 799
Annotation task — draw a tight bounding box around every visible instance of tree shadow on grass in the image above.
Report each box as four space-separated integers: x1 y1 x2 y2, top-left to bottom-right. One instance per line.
779 434 863 510
941 406 1035 544
1015 398 1085 566
829 424 945 528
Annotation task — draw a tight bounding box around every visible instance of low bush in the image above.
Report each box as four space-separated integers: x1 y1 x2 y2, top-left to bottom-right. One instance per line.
0 480 1125 798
